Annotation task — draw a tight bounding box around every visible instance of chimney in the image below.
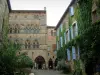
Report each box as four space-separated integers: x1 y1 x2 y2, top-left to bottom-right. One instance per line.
44 7 46 10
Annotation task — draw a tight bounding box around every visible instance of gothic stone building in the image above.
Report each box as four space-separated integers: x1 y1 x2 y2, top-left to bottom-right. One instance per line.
8 9 56 69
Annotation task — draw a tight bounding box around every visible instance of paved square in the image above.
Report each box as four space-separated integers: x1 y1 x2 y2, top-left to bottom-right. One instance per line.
33 70 67 75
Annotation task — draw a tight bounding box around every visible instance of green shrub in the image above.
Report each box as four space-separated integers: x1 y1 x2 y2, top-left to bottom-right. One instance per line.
57 59 71 74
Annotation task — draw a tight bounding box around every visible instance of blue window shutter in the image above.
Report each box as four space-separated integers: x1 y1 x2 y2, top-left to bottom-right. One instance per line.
70 6 74 16
68 29 70 41
72 46 76 59
60 37 63 47
71 26 73 39
67 48 70 61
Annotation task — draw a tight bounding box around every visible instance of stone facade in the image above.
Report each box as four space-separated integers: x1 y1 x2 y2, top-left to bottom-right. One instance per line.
8 10 56 69
47 26 56 69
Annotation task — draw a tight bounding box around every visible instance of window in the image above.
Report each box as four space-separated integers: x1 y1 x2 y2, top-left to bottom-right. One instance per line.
48 53 49 56
36 42 39 48
48 46 50 51
33 40 39 48
51 30 53 36
33 42 35 48
70 6 74 16
14 28 17 33
72 22 78 38
73 24 76 38
54 51 57 54
72 46 76 60
25 40 30 49
67 48 71 61
25 42 28 49
28 42 31 49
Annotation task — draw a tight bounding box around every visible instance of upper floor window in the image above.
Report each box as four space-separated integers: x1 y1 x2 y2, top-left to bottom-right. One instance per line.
71 22 78 39
25 40 31 49
66 29 70 42
48 46 50 51
51 30 56 36
33 42 35 48
73 22 78 38
69 6 74 16
33 40 39 49
51 30 53 36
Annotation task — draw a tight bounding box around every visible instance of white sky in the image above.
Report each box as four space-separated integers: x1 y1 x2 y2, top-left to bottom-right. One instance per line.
10 0 72 26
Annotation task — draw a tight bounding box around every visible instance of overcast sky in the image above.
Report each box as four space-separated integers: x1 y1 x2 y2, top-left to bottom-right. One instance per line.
10 0 72 26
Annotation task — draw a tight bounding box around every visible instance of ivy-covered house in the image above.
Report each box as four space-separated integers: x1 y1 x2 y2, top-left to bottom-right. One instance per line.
56 0 100 74
55 0 81 72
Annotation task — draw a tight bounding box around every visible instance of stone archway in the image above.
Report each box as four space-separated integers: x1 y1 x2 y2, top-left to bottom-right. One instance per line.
48 58 53 69
35 56 45 69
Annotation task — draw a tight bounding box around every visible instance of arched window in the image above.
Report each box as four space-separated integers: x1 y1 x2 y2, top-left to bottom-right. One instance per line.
15 27 17 33
25 40 31 49
36 41 39 48
28 42 31 49
17 27 20 33
25 42 28 49
33 42 35 48
34 40 39 48
25 40 28 49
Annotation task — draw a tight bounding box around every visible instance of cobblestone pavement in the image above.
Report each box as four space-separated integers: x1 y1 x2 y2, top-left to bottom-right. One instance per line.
32 69 67 75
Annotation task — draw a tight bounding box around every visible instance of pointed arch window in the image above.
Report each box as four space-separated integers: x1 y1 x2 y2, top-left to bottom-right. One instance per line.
15 27 17 33
36 41 39 48
35 40 39 48
33 42 35 48
25 40 29 49
28 41 31 49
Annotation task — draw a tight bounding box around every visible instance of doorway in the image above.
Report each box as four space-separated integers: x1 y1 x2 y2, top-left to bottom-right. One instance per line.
35 56 45 69
48 58 53 69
